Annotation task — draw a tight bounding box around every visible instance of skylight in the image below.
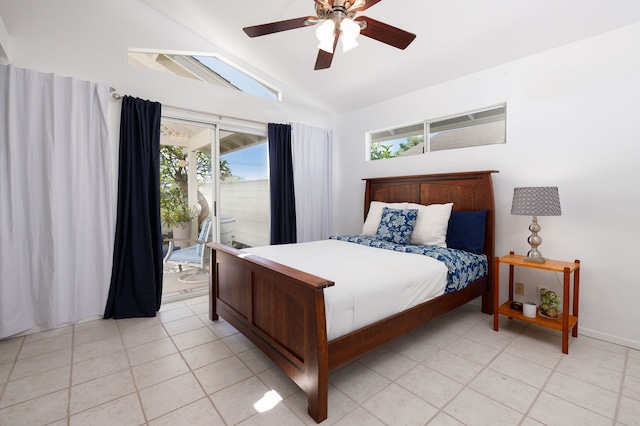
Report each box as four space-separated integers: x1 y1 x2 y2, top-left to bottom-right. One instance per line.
192 56 277 100
128 50 280 101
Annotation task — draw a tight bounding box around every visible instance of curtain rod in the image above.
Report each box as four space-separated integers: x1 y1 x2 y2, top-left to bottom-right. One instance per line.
108 86 267 128
109 87 122 100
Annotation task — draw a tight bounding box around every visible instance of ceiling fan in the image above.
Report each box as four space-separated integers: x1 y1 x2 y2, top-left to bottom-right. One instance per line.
243 0 416 70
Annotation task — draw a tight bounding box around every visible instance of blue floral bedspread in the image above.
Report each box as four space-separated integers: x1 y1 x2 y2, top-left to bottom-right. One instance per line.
330 235 488 293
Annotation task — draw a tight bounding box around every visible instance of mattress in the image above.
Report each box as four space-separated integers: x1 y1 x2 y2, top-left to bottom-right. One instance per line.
241 239 449 340
331 235 488 293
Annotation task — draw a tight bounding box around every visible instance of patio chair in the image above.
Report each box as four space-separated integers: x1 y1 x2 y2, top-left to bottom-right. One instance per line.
164 218 212 283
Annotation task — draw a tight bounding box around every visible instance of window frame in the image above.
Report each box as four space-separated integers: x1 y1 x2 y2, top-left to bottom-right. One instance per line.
366 104 506 161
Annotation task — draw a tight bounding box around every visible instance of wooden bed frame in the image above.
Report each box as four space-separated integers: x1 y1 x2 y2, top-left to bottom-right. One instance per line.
208 170 497 423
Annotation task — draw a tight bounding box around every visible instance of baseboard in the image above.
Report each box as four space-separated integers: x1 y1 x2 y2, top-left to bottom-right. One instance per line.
465 298 640 352
578 327 640 351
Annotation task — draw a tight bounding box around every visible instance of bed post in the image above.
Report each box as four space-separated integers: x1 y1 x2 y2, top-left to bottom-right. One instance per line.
480 171 496 315
307 290 329 423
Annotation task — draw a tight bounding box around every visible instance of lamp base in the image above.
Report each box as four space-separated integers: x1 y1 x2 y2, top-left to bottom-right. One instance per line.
525 216 546 264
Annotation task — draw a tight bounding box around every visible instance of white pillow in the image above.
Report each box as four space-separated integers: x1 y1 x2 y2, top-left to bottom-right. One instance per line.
406 202 453 247
362 201 408 237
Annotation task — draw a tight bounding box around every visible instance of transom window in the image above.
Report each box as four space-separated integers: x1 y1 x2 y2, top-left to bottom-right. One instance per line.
128 50 280 101
367 105 506 161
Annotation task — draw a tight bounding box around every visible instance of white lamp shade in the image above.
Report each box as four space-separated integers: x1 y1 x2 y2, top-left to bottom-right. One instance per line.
340 18 360 52
316 20 336 53
341 37 359 52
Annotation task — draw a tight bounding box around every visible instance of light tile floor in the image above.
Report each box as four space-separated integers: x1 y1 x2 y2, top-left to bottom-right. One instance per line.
1 299 639 425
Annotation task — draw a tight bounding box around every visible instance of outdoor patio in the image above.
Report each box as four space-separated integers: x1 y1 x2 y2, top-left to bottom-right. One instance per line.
162 263 209 304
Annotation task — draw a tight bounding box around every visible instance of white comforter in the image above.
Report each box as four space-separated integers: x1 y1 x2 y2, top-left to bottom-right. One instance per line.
241 239 448 341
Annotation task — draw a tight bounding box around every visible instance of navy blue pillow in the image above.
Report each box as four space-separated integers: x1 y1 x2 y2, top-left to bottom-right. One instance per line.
446 210 487 254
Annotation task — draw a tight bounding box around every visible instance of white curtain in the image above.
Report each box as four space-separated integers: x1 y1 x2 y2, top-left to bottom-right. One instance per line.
0 65 113 338
291 123 332 242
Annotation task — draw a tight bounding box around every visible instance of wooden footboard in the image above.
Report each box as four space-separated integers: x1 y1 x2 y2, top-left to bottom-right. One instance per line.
209 242 334 422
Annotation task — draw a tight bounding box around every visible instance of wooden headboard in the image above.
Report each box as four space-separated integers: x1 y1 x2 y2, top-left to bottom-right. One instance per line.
363 170 498 312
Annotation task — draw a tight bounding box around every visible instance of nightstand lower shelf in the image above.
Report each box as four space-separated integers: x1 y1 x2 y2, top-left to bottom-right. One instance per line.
498 301 578 332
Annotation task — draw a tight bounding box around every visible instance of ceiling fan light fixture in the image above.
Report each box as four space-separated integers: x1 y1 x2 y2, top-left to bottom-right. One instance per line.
316 19 336 53
243 0 416 70
341 37 359 52
340 17 360 52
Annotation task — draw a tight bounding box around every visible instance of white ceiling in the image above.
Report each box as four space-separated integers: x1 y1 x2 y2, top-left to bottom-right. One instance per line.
136 1 640 113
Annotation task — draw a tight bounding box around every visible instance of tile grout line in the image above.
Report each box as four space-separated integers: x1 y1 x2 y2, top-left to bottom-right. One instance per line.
612 348 629 425
530 337 629 423
517 326 566 425
159 300 229 424
440 319 531 425
0 336 25 413
69 320 144 423
354 322 450 424
417 342 478 424
117 317 150 426
66 324 76 426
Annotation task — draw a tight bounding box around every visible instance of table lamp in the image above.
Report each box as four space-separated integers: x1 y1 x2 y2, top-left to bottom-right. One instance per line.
511 186 561 263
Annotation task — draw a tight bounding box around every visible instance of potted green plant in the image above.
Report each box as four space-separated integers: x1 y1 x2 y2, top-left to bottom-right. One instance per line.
160 186 199 240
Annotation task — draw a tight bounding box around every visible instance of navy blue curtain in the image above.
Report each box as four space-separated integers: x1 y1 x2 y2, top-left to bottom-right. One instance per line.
104 96 163 319
268 123 297 244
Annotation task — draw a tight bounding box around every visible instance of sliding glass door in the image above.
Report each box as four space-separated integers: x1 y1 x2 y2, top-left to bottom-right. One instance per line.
217 127 269 249
159 120 215 300
159 115 268 302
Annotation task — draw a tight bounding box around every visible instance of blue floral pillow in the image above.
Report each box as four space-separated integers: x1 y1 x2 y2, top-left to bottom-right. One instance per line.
375 207 418 245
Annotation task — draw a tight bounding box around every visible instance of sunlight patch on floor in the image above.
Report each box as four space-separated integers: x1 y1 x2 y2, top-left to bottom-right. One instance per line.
253 390 283 413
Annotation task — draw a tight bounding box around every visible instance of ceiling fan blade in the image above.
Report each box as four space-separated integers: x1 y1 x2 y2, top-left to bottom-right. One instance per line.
243 16 317 38
352 0 382 12
314 50 334 70
314 34 339 70
355 16 416 49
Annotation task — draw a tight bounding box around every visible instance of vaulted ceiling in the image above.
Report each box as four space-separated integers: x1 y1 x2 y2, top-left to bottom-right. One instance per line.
3 0 630 116
139 0 640 114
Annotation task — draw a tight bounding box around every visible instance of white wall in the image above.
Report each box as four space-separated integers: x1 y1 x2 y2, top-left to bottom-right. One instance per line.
334 23 640 349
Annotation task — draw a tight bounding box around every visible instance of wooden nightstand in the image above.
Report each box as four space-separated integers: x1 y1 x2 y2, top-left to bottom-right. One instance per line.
493 251 581 354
